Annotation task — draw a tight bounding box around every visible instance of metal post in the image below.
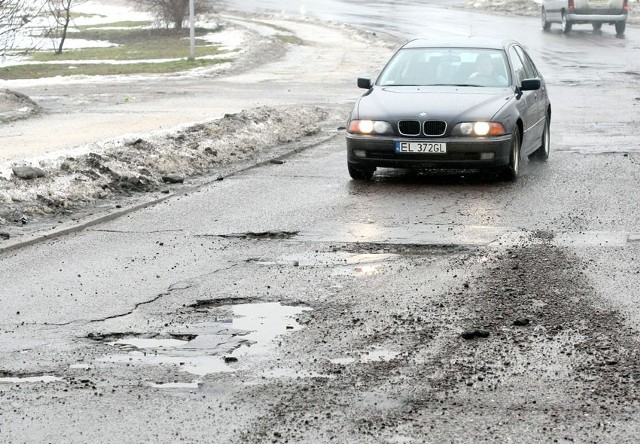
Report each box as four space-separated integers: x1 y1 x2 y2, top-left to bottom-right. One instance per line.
189 0 195 60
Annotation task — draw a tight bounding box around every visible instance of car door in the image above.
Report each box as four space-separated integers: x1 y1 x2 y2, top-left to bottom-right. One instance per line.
514 45 546 154
508 45 540 156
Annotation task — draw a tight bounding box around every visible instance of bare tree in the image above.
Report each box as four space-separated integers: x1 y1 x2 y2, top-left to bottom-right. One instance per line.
134 0 213 29
0 0 45 57
46 0 87 54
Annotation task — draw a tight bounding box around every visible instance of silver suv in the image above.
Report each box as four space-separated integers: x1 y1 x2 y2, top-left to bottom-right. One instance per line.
541 0 629 35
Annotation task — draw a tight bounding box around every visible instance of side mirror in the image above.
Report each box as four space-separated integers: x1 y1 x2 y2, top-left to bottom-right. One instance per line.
357 77 373 89
520 78 541 91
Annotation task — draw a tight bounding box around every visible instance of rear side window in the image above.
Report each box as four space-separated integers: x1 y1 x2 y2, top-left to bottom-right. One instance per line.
508 46 526 86
514 46 539 78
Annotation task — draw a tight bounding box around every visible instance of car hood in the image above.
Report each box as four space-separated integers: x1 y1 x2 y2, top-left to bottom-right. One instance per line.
356 86 513 123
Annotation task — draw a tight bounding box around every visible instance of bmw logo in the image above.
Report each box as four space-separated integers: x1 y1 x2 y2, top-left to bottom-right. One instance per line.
419 112 427 118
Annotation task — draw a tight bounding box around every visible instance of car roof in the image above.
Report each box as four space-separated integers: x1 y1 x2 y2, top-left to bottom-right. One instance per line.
401 37 517 51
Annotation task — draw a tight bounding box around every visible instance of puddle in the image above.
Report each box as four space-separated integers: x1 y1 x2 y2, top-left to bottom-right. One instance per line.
553 231 630 247
330 349 399 365
260 368 335 380
297 223 509 247
98 302 311 379
100 353 233 376
108 338 190 349
250 251 401 277
69 364 91 370
148 381 201 389
0 375 63 384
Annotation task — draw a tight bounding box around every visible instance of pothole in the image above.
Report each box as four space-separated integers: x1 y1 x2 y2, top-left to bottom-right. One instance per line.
552 231 630 247
108 338 191 350
96 302 311 383
247 251 402 276
189 297 261 309
329 348 400 366
331 242 461 255
0 374 63 384
148 381 201 390
217 230 299 240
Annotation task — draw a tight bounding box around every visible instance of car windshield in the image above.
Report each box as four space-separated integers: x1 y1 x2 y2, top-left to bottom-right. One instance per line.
377 47 510 87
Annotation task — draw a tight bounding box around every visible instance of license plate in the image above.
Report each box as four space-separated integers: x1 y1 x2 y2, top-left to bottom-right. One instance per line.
395 141 447 154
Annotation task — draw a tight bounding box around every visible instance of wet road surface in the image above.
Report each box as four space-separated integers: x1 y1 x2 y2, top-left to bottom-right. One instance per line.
1 1 640 442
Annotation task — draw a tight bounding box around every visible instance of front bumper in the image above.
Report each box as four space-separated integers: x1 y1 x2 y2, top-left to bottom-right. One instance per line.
346 133 513 171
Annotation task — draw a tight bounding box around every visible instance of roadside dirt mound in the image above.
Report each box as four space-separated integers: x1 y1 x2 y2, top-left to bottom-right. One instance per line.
0 89 40 122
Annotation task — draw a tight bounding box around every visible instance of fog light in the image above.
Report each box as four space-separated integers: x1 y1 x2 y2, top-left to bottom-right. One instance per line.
480 152 495 160
353 150 367 158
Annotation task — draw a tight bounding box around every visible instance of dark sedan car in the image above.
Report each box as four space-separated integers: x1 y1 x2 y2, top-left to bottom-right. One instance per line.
346 37 551 181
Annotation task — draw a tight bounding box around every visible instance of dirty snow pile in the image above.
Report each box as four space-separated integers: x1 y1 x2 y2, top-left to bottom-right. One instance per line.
0 105 329 226
0 90 40 123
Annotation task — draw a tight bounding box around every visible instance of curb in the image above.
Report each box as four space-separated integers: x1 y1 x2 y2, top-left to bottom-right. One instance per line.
0 132 342 255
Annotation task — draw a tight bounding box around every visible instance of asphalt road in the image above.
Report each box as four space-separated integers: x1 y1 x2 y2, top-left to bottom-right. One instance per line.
1 1 640 443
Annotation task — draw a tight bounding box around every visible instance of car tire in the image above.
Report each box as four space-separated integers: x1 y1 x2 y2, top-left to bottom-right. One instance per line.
503 130 521 181
562 13 572 34
531 115 550 161
541 8 551 31
348 164 375 181
615 21 625 36
592 23 602 31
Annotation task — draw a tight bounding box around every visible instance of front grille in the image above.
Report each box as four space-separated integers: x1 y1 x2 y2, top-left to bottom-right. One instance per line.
424 121 447 136
398 120 420 136
398 120 447 136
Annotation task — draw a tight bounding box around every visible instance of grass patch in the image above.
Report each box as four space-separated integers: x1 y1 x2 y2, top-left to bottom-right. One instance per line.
0 58 233 80
275 34 303 45
32 40 225 62
70 11 105 19
4 24 234 79
34 27 224 61
82 20 153 29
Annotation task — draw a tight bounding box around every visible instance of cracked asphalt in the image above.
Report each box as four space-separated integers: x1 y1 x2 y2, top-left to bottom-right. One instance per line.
1 1 640 443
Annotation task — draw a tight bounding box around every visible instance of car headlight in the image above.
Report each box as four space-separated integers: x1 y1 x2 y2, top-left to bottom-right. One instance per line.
348 120 393 135
452 122 506 137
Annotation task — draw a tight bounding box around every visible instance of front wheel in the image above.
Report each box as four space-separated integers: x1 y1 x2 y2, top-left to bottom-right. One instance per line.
541 8 551 31
592 22 602 31
348 164 375 181
502 130 521 181
615 21 626 36
531 115 550 161
562 13 572 34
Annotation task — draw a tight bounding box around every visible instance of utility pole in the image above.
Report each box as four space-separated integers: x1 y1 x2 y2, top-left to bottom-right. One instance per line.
188 0 195 60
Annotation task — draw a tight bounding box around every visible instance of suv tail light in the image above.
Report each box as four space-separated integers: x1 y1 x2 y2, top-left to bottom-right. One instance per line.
568 0 575 10
623 0 628 11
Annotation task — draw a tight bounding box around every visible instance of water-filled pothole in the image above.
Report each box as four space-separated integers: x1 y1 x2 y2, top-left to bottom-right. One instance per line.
330 349 400 365
217 231 298 240
98 302 311 384
0 375 63 384
247 251 401 277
